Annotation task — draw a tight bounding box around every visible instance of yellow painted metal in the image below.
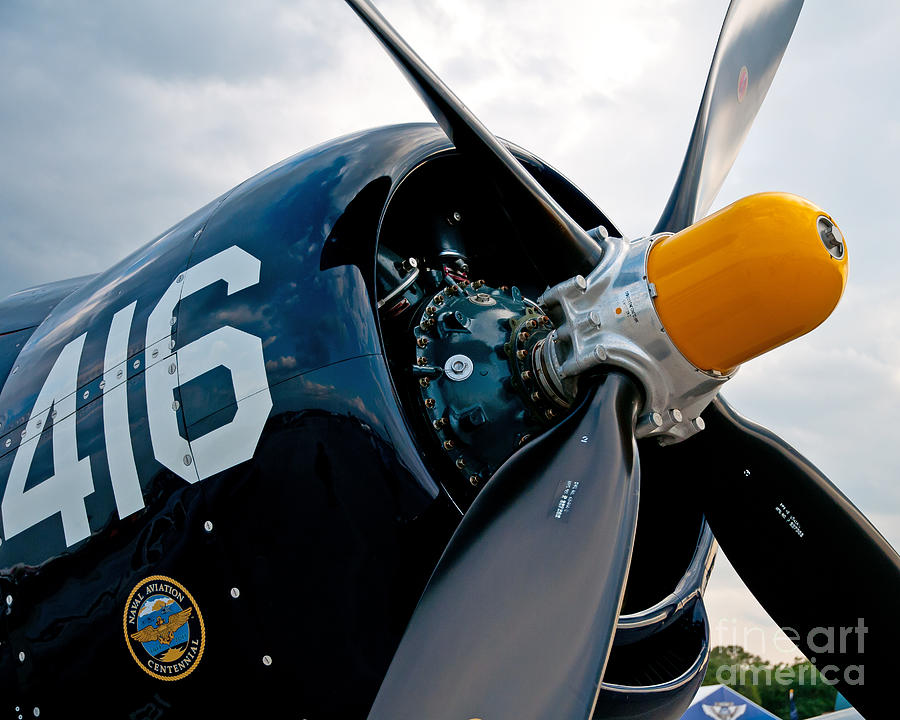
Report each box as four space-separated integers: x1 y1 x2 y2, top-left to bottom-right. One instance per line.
647 192 848 373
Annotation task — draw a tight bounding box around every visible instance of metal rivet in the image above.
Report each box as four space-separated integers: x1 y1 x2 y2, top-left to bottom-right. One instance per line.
11 366 17 374
169 338 176 350
183 454 192 466
20 430 26 439
262 655 272 666
170 316 177 326
193 229 202 240
33 709 39 718
82 390 89 400
176 274 184 283
117 368 124 378
5 439 11 448
449 211 462 224
743 469 751 477
35 420 41 429
230 587 240 599
133 359 140 370
99 380 105 390
203 520 213 532
152 348 159 358
18 651 25 663
172 400 180 411
5 595 11 606
168 363 177 375
50 410 57 419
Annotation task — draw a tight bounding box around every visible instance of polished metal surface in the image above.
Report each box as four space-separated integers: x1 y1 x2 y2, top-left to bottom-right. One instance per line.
654 0 804 234
538 233 731 444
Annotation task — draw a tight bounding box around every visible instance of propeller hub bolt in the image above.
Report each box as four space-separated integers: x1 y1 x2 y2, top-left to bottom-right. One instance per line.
691 417 706 431
575 275 587 292
670 408 683 423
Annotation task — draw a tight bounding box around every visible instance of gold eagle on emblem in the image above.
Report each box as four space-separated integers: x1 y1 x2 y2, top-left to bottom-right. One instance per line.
130 607 192 646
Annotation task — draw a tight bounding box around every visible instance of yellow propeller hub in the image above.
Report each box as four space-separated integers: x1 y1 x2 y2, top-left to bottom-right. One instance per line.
647 192 848 374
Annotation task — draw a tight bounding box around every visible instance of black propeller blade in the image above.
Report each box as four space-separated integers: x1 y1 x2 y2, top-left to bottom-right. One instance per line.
345 0 602 284
367 374 641 720
650 5 898 715
654 0 803 234
677 397 900 717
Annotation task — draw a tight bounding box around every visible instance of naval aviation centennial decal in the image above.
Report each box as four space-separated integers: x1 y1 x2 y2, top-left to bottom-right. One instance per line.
124 575 205 681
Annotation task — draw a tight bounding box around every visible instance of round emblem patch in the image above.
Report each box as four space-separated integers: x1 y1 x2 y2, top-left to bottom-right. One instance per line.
124 575 205 681
737 65 749 102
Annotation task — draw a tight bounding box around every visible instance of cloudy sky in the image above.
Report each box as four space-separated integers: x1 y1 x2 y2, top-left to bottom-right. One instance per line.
2 1 898 664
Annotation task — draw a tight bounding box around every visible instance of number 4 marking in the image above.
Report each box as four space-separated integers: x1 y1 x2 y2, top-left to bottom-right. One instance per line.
2 334 94 546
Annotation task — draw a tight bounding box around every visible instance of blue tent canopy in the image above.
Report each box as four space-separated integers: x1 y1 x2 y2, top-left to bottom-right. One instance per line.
681 685 780 720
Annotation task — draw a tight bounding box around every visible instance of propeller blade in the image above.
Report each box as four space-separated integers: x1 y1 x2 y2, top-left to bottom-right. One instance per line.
684 396 900 717
367 373 641 720
345 0 602 283
654 0 804 234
